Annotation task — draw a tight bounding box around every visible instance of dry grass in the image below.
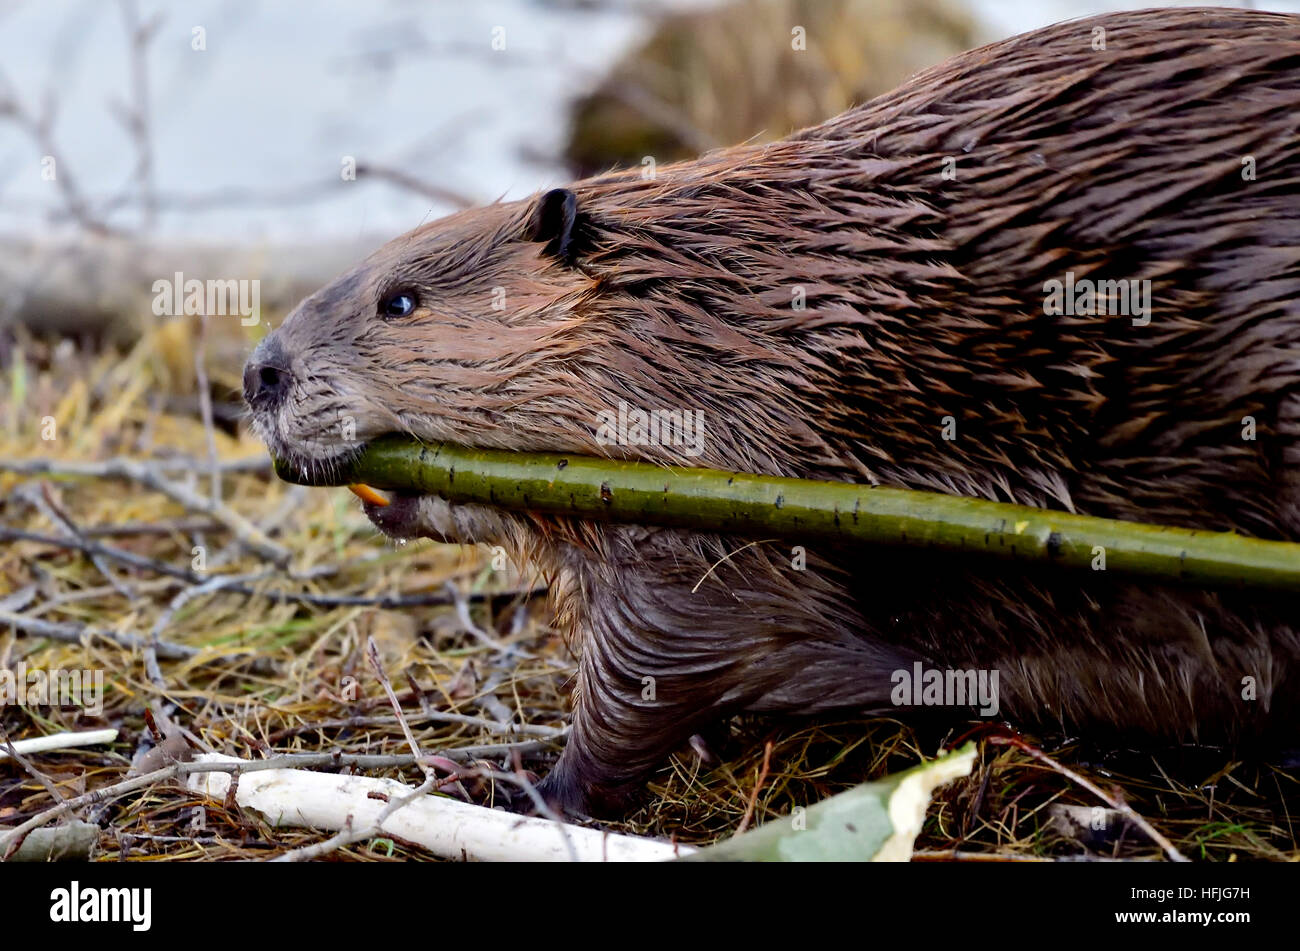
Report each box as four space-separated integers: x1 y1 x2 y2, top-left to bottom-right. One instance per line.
1 321 1296 862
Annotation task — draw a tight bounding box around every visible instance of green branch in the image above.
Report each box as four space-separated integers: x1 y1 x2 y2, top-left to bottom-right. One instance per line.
276 435 1300 592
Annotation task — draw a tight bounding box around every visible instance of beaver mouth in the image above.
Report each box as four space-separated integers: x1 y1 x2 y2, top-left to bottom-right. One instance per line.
284 440 516 546
267 441 440 540
254 412 511 545
255 426 366 488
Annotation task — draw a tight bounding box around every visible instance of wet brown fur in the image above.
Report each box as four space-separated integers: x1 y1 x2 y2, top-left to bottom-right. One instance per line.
248 9 1300 814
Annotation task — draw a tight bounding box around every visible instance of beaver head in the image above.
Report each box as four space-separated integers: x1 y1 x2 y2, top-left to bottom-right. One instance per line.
242 190 612 483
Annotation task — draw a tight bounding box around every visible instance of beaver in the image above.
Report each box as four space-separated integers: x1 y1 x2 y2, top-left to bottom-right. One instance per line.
245 8 1300 816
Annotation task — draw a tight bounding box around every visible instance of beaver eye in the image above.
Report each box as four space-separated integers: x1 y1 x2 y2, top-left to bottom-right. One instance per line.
380 291 417 319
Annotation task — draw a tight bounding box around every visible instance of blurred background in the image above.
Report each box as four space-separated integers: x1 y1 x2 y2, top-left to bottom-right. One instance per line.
2 0 1297 367
3 0 1299 859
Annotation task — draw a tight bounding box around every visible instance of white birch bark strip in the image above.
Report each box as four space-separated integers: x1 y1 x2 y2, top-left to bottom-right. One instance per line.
186 753 694 862
0 728 119 760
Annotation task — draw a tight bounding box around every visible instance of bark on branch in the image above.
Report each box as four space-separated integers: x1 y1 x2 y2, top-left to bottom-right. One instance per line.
278 435 1300 593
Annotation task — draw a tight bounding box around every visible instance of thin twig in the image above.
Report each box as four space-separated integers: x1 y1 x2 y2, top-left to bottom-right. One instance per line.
14 482 134 600
0 455 272 478
993 734 1189 862
143 571 275 688
459 765 578 862
0 586 36 612
193 312 221 504
31 577 175 611
0 729 68 805
266 711 562 743
0 67 121 235
2 524 549 609
112 0 162 228
0 610 198 661
0 456 287 563
353 161 477 209
444 580 507 651
1 525 196 580
735 740 774 835
82 517 222 538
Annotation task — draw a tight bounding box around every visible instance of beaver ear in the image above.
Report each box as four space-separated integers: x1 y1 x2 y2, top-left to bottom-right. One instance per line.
527 188 578 264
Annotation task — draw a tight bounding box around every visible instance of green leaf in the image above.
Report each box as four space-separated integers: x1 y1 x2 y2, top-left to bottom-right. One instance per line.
679 745 977 862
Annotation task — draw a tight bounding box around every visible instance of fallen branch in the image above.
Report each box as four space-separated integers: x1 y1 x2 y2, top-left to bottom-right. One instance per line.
187 753 691 862
0 821 98 861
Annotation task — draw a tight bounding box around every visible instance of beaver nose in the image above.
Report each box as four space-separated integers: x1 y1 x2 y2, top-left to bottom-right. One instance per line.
243 336 294 410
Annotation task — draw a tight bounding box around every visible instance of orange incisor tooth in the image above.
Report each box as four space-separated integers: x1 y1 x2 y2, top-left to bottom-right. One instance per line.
348 483 389 507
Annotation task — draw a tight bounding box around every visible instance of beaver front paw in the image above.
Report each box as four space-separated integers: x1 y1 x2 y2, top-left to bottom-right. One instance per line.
534 761 645 820
361 491 426 539
360 491 510 545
